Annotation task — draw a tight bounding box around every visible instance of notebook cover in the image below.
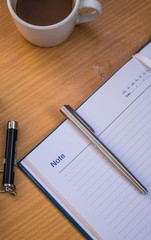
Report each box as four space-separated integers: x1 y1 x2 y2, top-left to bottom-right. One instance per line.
18 38 150 240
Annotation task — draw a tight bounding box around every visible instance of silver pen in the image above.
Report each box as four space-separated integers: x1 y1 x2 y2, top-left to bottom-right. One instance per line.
60 105 148 195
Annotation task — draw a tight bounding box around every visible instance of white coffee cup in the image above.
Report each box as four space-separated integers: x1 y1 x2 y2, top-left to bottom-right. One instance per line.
7 0 102 47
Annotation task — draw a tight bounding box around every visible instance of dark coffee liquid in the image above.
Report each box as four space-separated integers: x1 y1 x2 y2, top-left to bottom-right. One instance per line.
16 0 74 26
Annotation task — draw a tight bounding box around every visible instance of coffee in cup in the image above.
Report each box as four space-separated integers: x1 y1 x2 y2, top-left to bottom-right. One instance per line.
16 0 75 26
7 0 102 47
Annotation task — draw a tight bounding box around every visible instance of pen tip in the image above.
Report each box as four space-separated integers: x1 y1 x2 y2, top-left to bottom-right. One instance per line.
143 188 148 195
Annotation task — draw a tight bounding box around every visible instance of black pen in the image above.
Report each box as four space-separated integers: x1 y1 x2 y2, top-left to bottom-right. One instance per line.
0 121 18 195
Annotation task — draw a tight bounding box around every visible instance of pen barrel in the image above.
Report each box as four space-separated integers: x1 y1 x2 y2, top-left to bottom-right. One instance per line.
61 105 148 195
83 125 148 194
3 121 18 187
95 140 148 194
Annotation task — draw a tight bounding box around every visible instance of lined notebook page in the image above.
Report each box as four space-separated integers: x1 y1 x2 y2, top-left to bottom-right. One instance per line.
21 42 151 240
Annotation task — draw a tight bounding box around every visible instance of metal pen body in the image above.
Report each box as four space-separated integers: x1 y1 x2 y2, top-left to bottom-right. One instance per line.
60 105 148 195
3 121 18 194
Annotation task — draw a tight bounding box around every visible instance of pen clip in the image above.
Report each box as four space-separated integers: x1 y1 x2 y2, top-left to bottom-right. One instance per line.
63 105 95 134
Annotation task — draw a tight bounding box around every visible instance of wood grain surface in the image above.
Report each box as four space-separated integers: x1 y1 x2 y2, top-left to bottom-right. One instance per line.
0 0 151 239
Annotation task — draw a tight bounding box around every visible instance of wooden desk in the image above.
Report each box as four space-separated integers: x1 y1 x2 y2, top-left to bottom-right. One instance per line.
0 0 151 239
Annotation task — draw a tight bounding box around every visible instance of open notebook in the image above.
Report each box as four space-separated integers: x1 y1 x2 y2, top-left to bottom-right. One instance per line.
18 40 151 240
